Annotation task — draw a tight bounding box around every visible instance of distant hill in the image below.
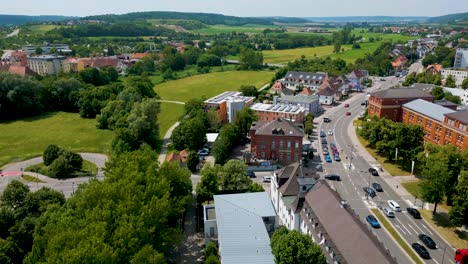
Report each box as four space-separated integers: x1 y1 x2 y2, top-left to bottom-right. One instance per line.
428 12 468 23
301 16 429 23
84 11 272 26
0 14 74 25
261 16 310 24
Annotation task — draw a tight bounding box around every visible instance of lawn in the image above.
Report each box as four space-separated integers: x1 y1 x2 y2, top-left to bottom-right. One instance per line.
153 70 274 102
191 24 278 35
401 181 421 197
150 65 237 84
262 45 336 64
0 112 112 167
158 103 185 138
330 42 382 63
28 25 62 34
420 210 468 249
372 209 423 264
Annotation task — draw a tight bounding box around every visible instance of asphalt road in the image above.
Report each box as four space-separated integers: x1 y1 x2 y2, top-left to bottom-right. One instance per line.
317 77 456 264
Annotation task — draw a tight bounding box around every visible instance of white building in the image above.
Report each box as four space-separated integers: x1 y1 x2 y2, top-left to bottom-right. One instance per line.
444 87 468 105
441 68 468 87
27 55 66 76
454 48 468 69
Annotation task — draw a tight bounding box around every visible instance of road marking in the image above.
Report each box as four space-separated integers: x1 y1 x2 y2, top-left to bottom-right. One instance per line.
421 224 434 235
433 259 440 264
395 217 412 235
395 224 407 235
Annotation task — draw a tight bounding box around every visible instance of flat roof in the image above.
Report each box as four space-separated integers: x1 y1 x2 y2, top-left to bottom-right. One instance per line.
250 103 304 114
204 91 254 105
214 192 276 264
277 94 319 104
206 133 219 143
371 88 433 99
403 99 455 122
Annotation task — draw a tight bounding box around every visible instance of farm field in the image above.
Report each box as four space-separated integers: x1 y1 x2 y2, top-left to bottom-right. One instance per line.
150 65 237 84
0 112 112 166
263 45 336 64
28 24 62 34
329 42 381 63
153 70 274 102
191 24 279 34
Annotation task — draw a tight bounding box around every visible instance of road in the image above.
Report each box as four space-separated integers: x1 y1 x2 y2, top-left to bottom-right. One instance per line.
317 77 456 264
4 28 20 38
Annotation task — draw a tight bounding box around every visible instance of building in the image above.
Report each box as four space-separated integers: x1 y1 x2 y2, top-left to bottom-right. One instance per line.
316 77 346 105
391 55 408 69
22 44 71 55
165 149 189 166
454 48 468 68
271 81 294 96
402 99 468 149
0 64 36 77
204 91 255 123
27 55 66 76
250 119 304 164
282 71 328 90
203 192 276 264
347 69 369 86
426 64 442 74
435 99 459 110
250 103 305 123
368 88 434 122
275 94 321 116
441 68 468 87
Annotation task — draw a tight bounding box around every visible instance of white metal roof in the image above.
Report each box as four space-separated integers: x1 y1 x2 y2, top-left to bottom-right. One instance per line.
403 99 455 122
214 192 276 264
206 133 219 143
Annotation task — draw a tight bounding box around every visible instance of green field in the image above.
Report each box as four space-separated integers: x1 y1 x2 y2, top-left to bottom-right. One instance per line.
154 70 274 102
159 103 185 138
28 25 62 34
330 42 382 63
150 65 237 84
263 45 337 64
352 29 416 43
191 24 278 35
0 112 112 167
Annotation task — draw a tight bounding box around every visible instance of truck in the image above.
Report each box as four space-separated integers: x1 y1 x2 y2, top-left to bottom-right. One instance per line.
455 249 468 264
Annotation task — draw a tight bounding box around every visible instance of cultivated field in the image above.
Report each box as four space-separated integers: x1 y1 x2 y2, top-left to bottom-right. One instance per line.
28 25 62 34
191 24 279 34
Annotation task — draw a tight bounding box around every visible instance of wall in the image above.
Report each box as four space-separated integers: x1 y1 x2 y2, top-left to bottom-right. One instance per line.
251 133 303 164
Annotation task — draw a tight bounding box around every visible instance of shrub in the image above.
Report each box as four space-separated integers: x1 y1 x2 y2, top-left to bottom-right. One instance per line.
48 156 73 179
43 145 61 166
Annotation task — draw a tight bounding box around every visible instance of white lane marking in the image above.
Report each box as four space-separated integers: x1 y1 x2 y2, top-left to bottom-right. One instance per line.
422 224 434 235
395 224 407 235
433 259 440 264
395 217 412 235
402 212 426 235
406 222 419 235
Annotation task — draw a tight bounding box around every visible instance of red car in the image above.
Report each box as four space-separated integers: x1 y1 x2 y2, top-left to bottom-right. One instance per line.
346 112 351 116
344 103 349 107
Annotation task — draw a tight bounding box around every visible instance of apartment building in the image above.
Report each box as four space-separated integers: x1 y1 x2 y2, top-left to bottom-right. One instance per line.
282 71 328 90
204 91 255 123
454 48 468 69
441 68 468 87
27 55 66 76
275 94 321 116
250 103 305 123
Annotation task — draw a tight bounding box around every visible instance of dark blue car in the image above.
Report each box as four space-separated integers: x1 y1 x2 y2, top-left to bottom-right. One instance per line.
366 215 380 228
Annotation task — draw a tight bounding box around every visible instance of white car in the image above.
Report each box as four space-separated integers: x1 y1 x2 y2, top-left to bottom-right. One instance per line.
383 207 395 218
263 176 272 182
327 129 333 135
387 200 401 212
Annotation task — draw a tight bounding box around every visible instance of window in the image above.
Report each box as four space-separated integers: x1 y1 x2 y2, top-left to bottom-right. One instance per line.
279 140 284 149
409 113 414 120
426 120 432 128
295 141 299 148
279 152 284 160
261 152 265 159
287 141 291 149
286 152 291 161
417 116 422 124
271 140 276 149
261 139 266 149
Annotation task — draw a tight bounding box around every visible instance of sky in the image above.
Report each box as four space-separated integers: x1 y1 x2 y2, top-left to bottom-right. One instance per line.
1 0 467 18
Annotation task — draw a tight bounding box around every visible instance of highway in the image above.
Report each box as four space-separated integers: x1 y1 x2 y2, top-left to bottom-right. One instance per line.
317 76 456 264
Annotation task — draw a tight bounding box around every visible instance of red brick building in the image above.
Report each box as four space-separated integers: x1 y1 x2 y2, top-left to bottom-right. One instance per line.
250 119 304 164
402 99 468 149
368 88 434 122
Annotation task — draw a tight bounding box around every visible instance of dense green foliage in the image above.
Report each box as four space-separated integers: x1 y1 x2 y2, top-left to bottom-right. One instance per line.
212 124 240 165
422 46 455 68
40 145 83 178
239 47 264 70
403 72 441 86
49 22 175 38
271 227 326 264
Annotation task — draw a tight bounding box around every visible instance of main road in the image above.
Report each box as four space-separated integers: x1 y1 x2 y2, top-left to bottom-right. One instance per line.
318 77 456 264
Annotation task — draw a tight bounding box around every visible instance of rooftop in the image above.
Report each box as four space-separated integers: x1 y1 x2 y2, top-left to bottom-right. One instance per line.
251 119 304 137
277 94 319 104
205 91 255 105
214 192 276 264
371 88 433 100
29 55 65 60
403 99 455 122
250 103 305 114
445 110 468 125
274 162 319 196
284 71 327 81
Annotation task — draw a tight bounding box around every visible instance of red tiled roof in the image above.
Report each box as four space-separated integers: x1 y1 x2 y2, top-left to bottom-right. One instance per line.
426 64 442 73
131 53 150 60
271 81 286 91
166 152 181 162
92 57 119 68
300 87 315 95
179 149 189 163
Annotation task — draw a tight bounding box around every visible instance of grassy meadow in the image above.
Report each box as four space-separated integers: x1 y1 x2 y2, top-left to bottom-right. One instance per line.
191 24 279 35
159 103 185 138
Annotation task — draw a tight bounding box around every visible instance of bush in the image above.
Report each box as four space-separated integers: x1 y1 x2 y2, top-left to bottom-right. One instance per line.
61 150 83 172
43 145 61 166
204 241 218 259
187 151 200 173
48 156 73 179
205 255 220 264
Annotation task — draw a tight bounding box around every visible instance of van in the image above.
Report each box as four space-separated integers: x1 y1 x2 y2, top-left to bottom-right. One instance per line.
387 200 401 212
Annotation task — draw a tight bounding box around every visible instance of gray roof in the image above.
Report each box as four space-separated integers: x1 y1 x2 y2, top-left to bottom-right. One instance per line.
371 88 433 99
251 118 304 137
278 94 319 104
445 110 468 125
403 99 455 122
284 71 327 81
214 192 276 264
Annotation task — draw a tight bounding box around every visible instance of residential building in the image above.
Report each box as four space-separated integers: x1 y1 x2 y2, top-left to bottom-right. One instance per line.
316 77 347 105
250 103 305 123
63 58 79 73
27 55 66 76
0 64 36 77
347 69 369 87
454 48 468 68
250 119 304 164
275 94 321 116
204 91 255 123
426 64 442 74
203 192 277 264
402 99 468 149
22 44 71 55
391 55 408 69
271 81 294 96
165 149 189 166
282 71 328 90
441 68 468 87
368 88 434 122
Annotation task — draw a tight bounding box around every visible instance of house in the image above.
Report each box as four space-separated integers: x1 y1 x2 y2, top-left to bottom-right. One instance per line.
367 88 434 122
27 55 66 76
402 99 468 149
441 68 468 87
347 69 369 86
271 81 294 96
250 103 305 123
250 119 304 164
204 91 255 123
391 55 408 69
0 64 36 77
300 87 315 96
275 94 321 116
203 192 277 264
426 64 442 74
165 149 189 166
316 78 344 105
435 99 458 110
92 57 126 73
282 71 328 91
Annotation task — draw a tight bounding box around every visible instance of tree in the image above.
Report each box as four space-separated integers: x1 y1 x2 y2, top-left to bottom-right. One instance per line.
187 151 200 173
197 54 221 68
431 86 444 100
420 158 449 214
196 164 220 203
239 47 263 70
43 144 61 166
218 160 251 193
333 41 342 53
271 227 326 264
304 113 314 135
445 75 456 88
48 156 73 179
234 108 257 137
247 183 264 192
61 150 83 172
462 77 468 90
35 47 43 55
444 92 461 104
1 180 29 210
204 241 219 259
130 245 165 264
184 98 205 116
212 124 239 165
205 255 220 264
171 116 207 151
127 98 161 149
449 170 468 226
239 85 258 97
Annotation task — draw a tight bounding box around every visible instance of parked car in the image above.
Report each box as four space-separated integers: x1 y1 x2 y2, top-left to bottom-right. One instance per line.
325 174 341 181
345 112 351 116
412 243 431 259
330 143 336 149
197 148 210 156
372 182 383 192
366 215 380 228
361 101 367 106
332 148 339 155
419 234 437 249
324 117 331 123
344 103 349 107
323 149 329 155
247 171 256 178
383 207 395 218
321 138 328 144
369 168 379 176
334 154 341 161
322 146 329 152
363 187 376 198
320 131 326 137
387 200 401 212
263 176 272 182
325 154 332 163
327 129 333 135
380 78 386 81
407 207 421 219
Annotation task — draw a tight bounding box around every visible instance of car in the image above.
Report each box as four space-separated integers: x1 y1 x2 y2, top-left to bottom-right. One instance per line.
345 112 351 116
383 207 395 218
325 174 341 181
329 143 336 149
324 117 331 123
363 187 376 198
321 138 328 144
323 149 329 155
197 148 210 156
407 207 421 219
366 215 380 228
369 168 379 176
334 154 341 161
380 78 386 81
322 146 329 152
344 103 349 107
361 101 367 106
387 200 401 212
372 182 383 192
412 243 431 259
419 234 437 249
324 154 332 163
332 148 339 155
320 131 326 137
327 129 333 135
247 171 256 178
263 176 272 182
